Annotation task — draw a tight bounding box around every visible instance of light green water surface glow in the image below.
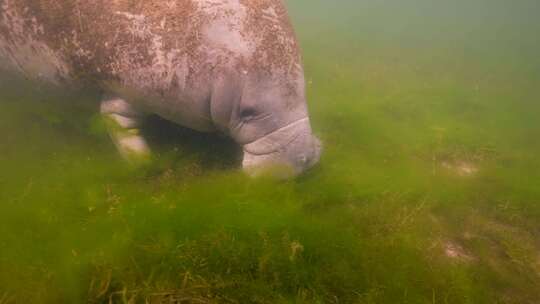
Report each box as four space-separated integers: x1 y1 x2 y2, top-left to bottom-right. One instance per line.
1 0 540 303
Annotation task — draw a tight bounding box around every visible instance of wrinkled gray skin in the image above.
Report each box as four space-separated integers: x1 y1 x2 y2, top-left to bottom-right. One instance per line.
0 0 321 177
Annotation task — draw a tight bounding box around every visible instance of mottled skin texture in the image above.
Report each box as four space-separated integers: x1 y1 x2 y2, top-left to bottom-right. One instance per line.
0 0 321 176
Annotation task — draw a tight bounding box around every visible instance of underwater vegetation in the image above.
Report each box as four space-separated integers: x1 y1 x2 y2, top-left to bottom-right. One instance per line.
1 0 540 303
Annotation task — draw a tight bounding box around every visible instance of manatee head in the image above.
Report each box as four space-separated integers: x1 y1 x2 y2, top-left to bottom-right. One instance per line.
212 70 321 178
241 116 322 178
204 0 321 178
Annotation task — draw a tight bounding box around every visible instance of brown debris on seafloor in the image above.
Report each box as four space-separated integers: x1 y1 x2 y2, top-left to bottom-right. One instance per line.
440 160 479 177
427 214 476 263
443 241 475 262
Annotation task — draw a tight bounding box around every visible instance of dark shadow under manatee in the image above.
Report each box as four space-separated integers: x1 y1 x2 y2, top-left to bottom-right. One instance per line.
141 115 242 173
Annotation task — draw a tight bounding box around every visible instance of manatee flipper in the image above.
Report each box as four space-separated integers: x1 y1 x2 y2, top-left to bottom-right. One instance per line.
100 97 151 164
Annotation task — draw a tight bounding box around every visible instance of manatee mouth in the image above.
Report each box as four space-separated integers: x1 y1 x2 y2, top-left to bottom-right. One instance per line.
242 118 321 177
243 118 309 155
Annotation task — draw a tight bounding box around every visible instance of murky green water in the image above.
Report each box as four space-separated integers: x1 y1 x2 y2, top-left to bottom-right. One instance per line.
1 1 540 303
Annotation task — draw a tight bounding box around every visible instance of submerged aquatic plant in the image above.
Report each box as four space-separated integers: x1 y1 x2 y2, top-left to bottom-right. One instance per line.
2 0 540 303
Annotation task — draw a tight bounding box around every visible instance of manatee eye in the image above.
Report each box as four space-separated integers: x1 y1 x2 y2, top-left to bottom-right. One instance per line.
240 108 257 120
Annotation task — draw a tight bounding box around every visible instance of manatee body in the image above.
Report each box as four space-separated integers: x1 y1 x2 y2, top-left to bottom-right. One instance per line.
0 0 321 176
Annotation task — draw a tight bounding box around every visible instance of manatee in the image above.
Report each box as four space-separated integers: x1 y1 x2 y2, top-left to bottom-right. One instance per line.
0 0 321 177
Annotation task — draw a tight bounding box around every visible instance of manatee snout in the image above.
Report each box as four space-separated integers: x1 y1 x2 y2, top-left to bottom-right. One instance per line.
289 133 321 171
242 118 321 178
